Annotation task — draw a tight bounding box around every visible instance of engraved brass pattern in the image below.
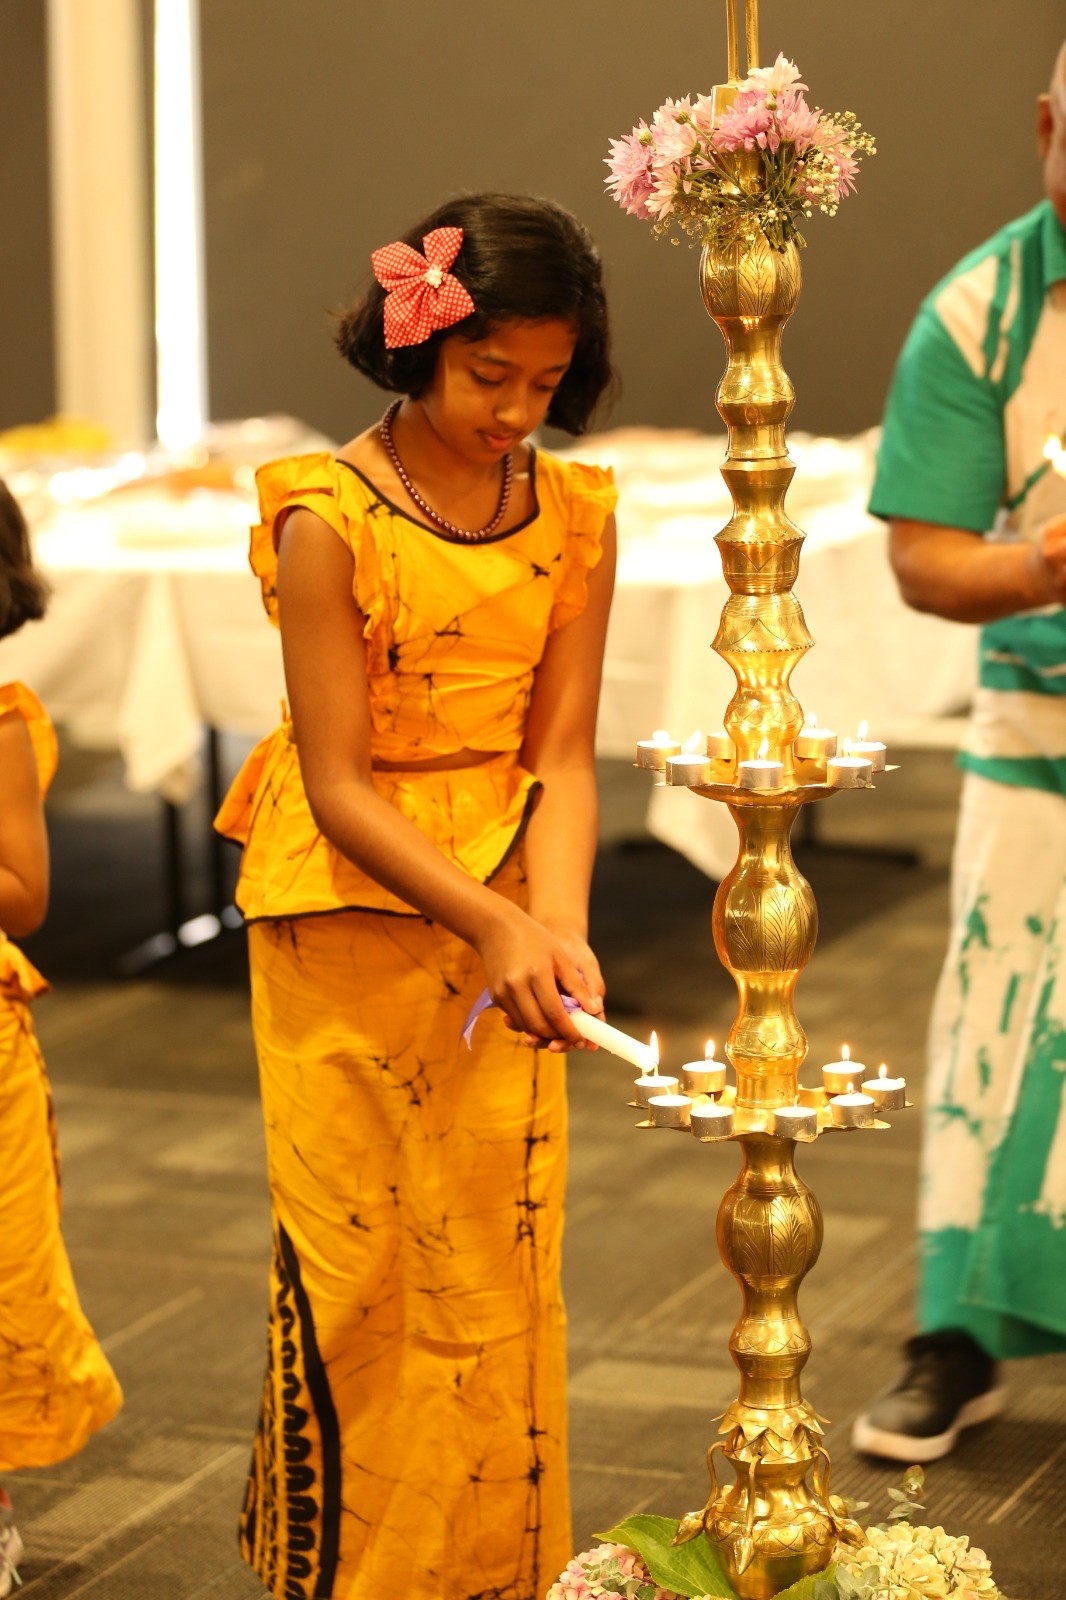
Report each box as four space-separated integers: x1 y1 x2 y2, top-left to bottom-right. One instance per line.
683 231 865 1594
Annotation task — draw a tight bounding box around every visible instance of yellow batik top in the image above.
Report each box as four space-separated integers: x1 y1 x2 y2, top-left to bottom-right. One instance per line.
0 682 58 1002
216 450 617 920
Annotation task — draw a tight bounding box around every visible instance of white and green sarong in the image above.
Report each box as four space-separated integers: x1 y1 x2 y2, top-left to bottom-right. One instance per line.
870 199 1066 1359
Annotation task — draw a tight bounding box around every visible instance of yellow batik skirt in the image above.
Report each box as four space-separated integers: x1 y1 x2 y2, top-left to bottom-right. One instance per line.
0 950 122 1470
241 857 572 1600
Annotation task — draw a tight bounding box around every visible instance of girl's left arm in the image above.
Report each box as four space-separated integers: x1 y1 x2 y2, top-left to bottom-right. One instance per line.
519 512 617 1007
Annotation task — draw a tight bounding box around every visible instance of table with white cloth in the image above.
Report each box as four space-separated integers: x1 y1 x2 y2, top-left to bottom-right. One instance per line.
0 426 976 896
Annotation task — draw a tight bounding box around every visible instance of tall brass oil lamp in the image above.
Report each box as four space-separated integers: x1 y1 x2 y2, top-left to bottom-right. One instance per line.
633 5 907 1595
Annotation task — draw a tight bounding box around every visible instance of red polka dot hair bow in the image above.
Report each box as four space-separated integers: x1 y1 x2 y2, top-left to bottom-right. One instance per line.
371 227 475 349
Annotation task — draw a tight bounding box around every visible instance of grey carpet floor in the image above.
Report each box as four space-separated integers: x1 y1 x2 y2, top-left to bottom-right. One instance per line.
8 745 1064 1599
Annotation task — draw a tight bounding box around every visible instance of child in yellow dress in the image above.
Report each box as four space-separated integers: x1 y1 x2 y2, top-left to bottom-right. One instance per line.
0 484 122 1593
216 193 618 1600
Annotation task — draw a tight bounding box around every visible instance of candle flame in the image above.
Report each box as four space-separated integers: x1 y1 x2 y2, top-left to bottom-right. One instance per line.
857 719 869 741
652 729 671 742
649 1030 660 1066
847 1080 855 1094
841 1043 851 1061
879 1062 888 1079
805 710 817 728
683 729 704 754
757 737 769 761
705 1039 715 1059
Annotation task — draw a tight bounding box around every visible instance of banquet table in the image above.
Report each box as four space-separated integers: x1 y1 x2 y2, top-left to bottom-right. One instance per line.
0 425 976 888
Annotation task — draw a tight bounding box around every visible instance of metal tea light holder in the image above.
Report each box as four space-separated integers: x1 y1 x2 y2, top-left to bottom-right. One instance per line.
632 8 911 1596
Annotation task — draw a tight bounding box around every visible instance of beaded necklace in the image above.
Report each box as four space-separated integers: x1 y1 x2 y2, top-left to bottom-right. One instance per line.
378 401 514 542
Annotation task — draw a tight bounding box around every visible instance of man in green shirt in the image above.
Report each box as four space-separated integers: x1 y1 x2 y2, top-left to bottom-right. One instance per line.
853 42 1066 1462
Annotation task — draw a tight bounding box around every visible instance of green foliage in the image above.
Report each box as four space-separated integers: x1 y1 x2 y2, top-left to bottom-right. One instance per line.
771 1567 840 1599
596 1516 738 1598
884 1465 926 1524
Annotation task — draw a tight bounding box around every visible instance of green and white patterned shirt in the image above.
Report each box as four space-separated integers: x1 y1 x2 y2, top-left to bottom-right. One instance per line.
870 199 1066 795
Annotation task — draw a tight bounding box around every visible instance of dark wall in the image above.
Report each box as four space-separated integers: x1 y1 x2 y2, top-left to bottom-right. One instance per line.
200 0 1062 444
4 5 1062 442
2 2 54 430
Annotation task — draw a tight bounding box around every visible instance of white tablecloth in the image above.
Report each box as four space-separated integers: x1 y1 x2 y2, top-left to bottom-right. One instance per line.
0 427 976 874
582 428 976 875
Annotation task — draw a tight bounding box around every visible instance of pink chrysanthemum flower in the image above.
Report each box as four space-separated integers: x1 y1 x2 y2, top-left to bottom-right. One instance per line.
711 88 780 153
748 53 806 98
774 88 822 155
605 123 657 219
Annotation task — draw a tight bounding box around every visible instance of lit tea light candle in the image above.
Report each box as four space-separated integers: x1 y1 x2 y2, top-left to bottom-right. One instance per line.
862 1062 907 1111
568 1012 659 1074
823 1044 863 1097
773 1104 818 1139
830 1089 876 1128
845 720 887 772
649 1092 693 1129
681 1039 728 1096
634 1070 678 1106
691 1101 735 1140
665 730 711 787
738 738 784 791
706 729 735 761
794 711 837 762
826 754 872 788
636 729 681 770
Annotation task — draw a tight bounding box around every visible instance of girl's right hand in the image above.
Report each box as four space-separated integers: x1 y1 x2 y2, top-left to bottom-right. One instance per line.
473 901 602 1048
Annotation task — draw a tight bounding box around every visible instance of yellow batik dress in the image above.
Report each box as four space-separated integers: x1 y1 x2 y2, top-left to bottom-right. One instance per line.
216 450 617 1600
0 683 122 1471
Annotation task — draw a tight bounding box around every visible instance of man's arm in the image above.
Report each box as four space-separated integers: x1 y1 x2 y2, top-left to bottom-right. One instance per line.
890 515 1066 623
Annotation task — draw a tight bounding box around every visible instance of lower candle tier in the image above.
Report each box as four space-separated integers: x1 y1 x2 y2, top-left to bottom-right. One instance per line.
640 1100 906 1139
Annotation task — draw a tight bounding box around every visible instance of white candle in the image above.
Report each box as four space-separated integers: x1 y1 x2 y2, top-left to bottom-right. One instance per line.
773 1104 818 1139
845 720 886 772
830 1090 876 1128
738 739 784 791
567 1011 659 1074
794 711 837 762
706 729 735 761
823 1045 862 1097
862 1062 906 1111
636 729 681 770
649 1092 693 1129
691 1101 735 1140
665 753 711 787
826 755 872 788
634 1068 679 1108
681 1039 728 1096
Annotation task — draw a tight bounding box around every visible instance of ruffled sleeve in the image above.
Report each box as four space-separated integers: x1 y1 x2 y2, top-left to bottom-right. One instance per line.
249 453 354 626
548 461 618 632
0 682 57 796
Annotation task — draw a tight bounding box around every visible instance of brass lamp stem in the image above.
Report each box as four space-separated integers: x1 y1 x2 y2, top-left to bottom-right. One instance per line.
725 0 740 81
687 237 860 1596
745 0 760 73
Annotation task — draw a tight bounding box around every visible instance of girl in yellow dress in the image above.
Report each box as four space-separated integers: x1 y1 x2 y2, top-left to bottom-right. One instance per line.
0 484 123 1594
216 194 618 1600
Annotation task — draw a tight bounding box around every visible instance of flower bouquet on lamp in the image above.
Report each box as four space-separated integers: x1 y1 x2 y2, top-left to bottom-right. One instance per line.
548 1472 1003 1600
605 56 874 251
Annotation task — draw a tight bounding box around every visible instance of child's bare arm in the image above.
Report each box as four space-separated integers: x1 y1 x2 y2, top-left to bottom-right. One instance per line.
0 712 49 937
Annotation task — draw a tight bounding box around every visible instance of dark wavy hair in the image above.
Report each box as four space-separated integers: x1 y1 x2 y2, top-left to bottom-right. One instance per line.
336 193 616 435
0 482 48 641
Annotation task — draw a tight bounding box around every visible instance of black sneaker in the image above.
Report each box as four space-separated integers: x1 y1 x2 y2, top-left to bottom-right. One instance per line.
851 1331 1005 1462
